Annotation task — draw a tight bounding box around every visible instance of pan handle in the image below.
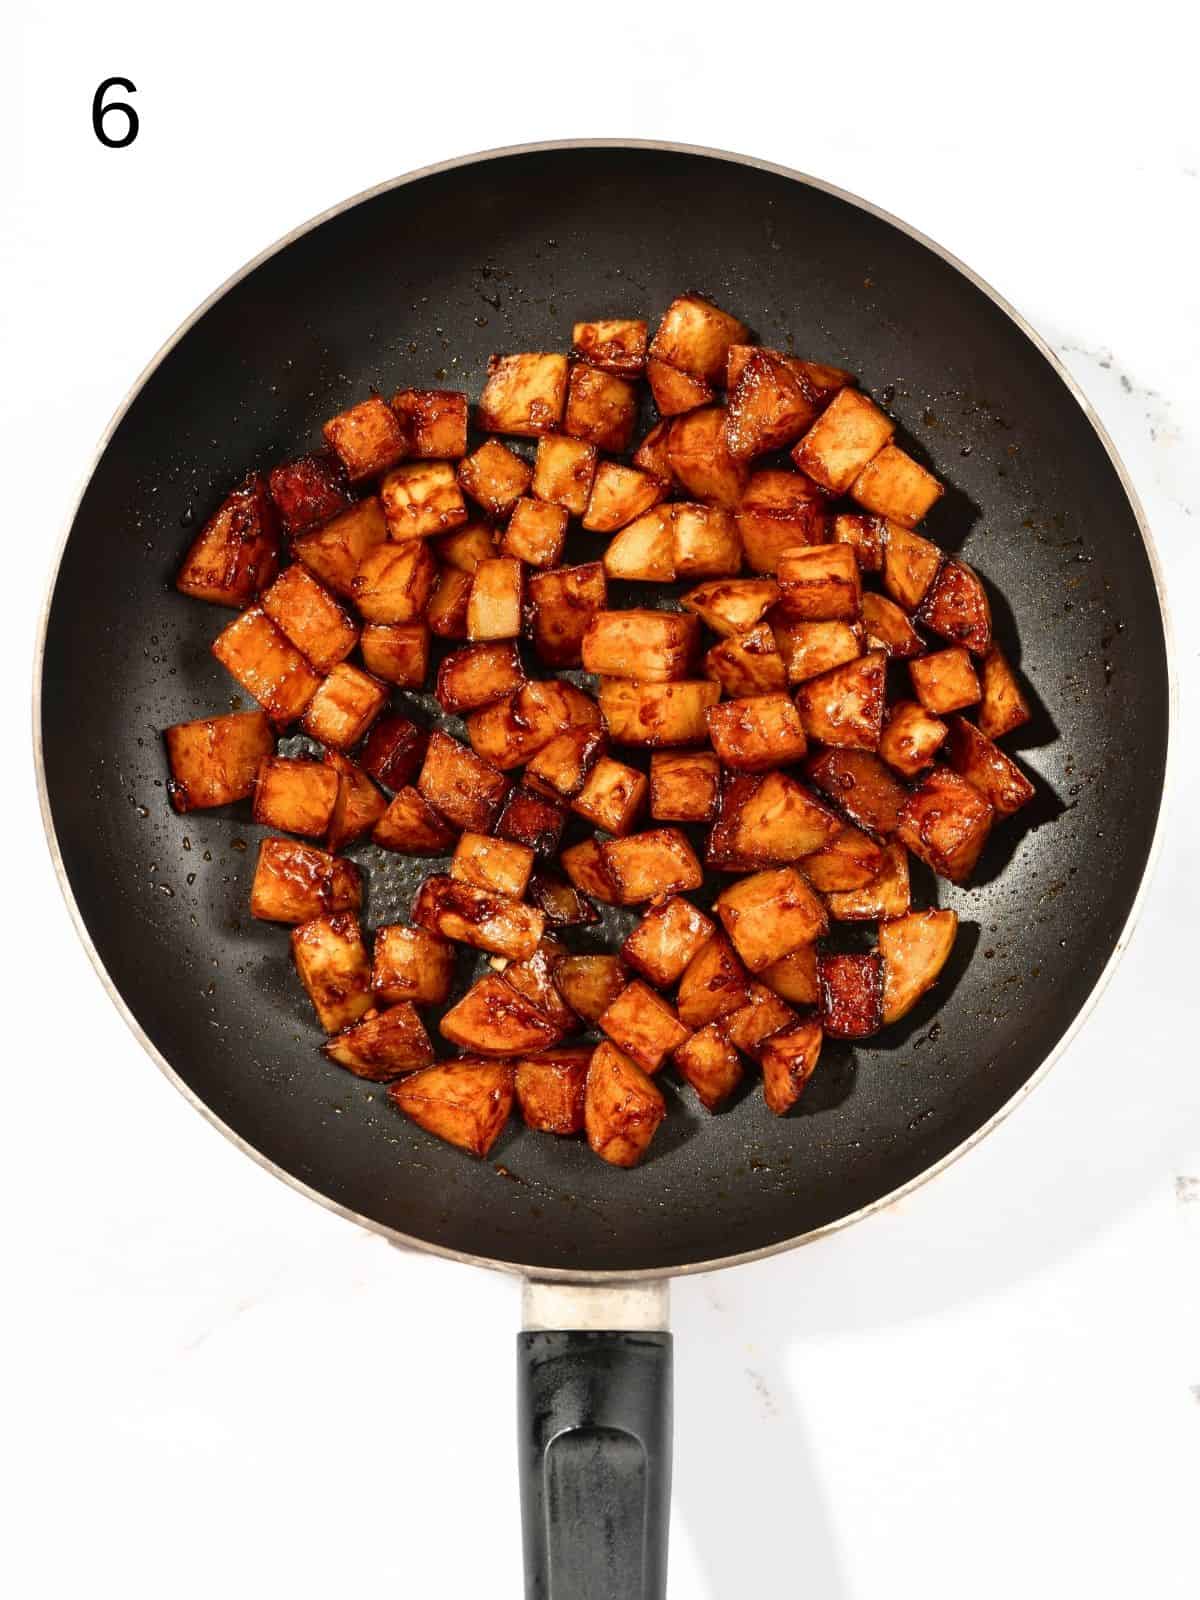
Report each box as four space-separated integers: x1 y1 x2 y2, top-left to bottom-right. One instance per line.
518 1281 672 1600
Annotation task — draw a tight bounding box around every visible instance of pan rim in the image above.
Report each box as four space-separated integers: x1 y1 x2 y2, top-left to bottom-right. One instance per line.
32 138 1177 1284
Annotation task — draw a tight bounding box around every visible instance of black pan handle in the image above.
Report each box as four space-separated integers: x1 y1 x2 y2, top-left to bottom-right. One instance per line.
517 1284 672 1600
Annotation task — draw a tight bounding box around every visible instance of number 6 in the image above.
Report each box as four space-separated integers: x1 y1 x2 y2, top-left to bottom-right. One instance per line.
93 78 139 149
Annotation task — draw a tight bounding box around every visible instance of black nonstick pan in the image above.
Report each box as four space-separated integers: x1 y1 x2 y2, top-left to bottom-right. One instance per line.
36 142 1171 1598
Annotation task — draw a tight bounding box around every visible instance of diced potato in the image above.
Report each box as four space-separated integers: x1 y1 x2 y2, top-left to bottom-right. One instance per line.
563 363 638 452
436 641 525 715
707 693 808 771
372 786 458 854
389 1061 515 1156
598 679 719 746
817 952 883 1039
450 832 535 898
832 512 887 573
413 874 544 961
380 461 468 539
879 909 959 1023
352 539 438 623
649 750 721 823
572 318 648 377
300 662 387 748
623 896 714 989
430 522 495 578
176 475 279 608
599 828 704 905
672 504 742 578
879 699 948 778
796 649 887 749
291 912 373 1032
440 973 565 1055
467 556 524 641
498 939 577 1035
773 618 863 684
727 771 840 863
572 757 647 836
761 1020 823 1115
478 353 568 436
882 524 943 612
555 955 628 1024
527 562 607 668
725 349 819 458
706 772 769 873
324 1002 434 1081
250 838 361 924
826 840 911 920
677 935 750 1029
805 748 907 836
978 646 1032 740
531 433 598 515
561 836 619 903
704 621 788 697
759 945 819 1007
390 389 469 459
646 358 714 417
467 680 600 770
736 471 829 573
715 867 828 972
292 497 386 599
674 1024 743 1111
496 786 568 857
322 395 408 481
777 544 862 621
909 646 981 714
164 710 273 813
861 591 925 658
650 294 749 382
582 609 700 682
791 387 895 494
583 463 668 533
600 980 690 1073
525 727 606 802
372 923 456 1005
457 439 533 516
798 823 885 891
946 717 1035 817
603 506 676 581
358 621 429 689
323 751 387 852
359 713 429 792
268 453 351 536
211 606 322 725
632 419 675 480
528 870 600 927
725 345 853 400
897 767 994 883
682 577 779 637
418 730 509 832
515 1048 593 1134
722 981 797 1060
667 407 749 508
917 560 993 655
851 443 943 526
501 497 568 568
585 1043 666 1167
253 756 338 836
426 566 472 638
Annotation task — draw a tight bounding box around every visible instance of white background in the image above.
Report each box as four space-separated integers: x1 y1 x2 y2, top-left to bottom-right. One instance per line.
7 6 1199 1596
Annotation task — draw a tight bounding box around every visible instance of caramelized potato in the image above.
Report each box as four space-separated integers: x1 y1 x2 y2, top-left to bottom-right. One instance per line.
585 1043 666 1167
572 757 648 836
498 939 577 1035
879 699 948 778
440 974 565 1055
796 650 887 750
426 565 472 638
600 828 704 905
390 389 469 458
737 471 829 573
478 352 569 436
564 363 638 452
323 395 408 481
467 556 524 641
359 713 429 792
826 840 911 920
726 345 852 399
669 503 741 579
527 562 607 668
715 867 828 972
436 641 524 716
250 838 361 924
300 663 388 748
832 511 887 573
646 359 714 417
722 981 797 1060
879 909 959 1023
667 407 749 508
897 768 994 883
598 679 719 746
413 874 544 962
525 727 606 801
268 453 351 537
623 897 715 988
650 293 749 382
380 460 468 539
372 786 458 854
633 419 675 480
515 1048 593 1134
882 523 943 612
851 443 943 526
909 646 981 714
791 387 895 494
434 520 498 572
418 730 510 832
496 786 568 858
917 560 993 655
164 710 273 812
725 349 819 458
704 772 767 873
560 837 619 903
389 1061 515 1157
372 923 456 1005
176 475 279 608
583 463 668 533
727 771 840 863
860 591 925 659
817 952 883 1039
759 945 819 1007
467 680 600 770
555 954 629 1024
777 544 862 621
451 832 535 899
707 693 808 771
572 318 648 377
253 757 338 837
211 607 322 725
946 718 1035 817
528 869 600 929
604 506 676 581
600 980 690 1073
649 750 721 823
761 1020 823 1115
323 752 388 852
531 433 597 514
805 748 908 836
291 912 373 1033
674 1025 744 1111
582 609 700 682
682 577 779 637
977 646 1032 740
773 618 863 684
704 622 788 697
501 498 568 568
360 621 430 688
292 497 387 599
798 823 885 891
352 539 438 623
457 439 533 516
677 935 750 1029
324 1002 434 1081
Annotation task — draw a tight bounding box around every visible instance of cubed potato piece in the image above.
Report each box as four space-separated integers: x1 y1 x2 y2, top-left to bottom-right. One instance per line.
897 767 994 883
531 433 598 515
324 1002 435 1081
390 389 469 458
525 727 606 801
496 786 568 858
359 713 429 792
515 1048 593 1135
380 461 468 539
582 609 700 682
879 909 959 1023
736 471 829 573
946 718 1035 817
826 840 911 921
798 823 885 891
646 358 714 417
882 524 943 612
632 419 675 480
832 512 887 573
604 506 676 582
682 577 779 637
649 751 720 822
671 504 742 578
572 757 647 835
527 562 607 668
323 751 388 852
796 650 887 750
572 318 648 377
478 353 568 436
250 838 361 924
501 497 568 568
761 1020 823 1115
861 591 925 658
436 641 525 715
716 867 827 972
450 832 535 898
528 870 601 928
917 560 993 655
674 1024 743 1111
978 646 1032 740
722 981 798 1061
322 395 408 481
164 710 273 812
253 757 338 836
725 344 853 400
600 980 690 1073
498 940 577 1035
725 349 820 459
598 680 719 746
299 662 388 749
563 363 638 452
360 621 430 688
211 607 323 725
467 680 600 770
773 618 864 684
434 520 499 573
851 443 943 526
777 544 862 621
427 566 472 638
909 646 981 714
707 693 808 771
791 387 896 494
457 440 533 516
293 497 386 599
418 730 510 831
622 896 715 988
440 973 565 1055
585 1043 666 1167
805 748 908 837
667 407 749 508
268 453 351 537
704 622 788 698
372 923 456 1005
261 564 357 673
291 912 373 1033
352 539 438 623
466 557 523 641
677 935 750 1029
650 294 749 382
879 699 948 778
413 874 544 961
176 475 279 607
706 772 769 873
759 945 819 1007
372 786 458 854
583 463 668 533
727 771 840 863
555 955 628 1024
599 828 704 905
817 953 883 1040
389 1061 515 1156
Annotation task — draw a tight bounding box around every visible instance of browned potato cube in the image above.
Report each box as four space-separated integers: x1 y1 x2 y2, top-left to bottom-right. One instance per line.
722 981 798 1060
796 650 887 750
677 935 750 1029
879 909 958 1023
805 748 908 836
299 662 387 749
826 840 911 921
496 786 568 858
582 610 700 683
674 1025 743 1111
622 896 714 988
897 767 994 883
917 560 993 655
600 981 690 1074
525 727 606 801
390 389 469 458
707 693 808 771
646 358 714 417
585 1043 666 1167
727 770 840 863
497 938 576 1034
291 912 373 1033
352 539 438 623
563 363 638 452
725 349 820 459
478 353 568 436
725 345 853 399
434 520 498 573
164 710 273 813
413 875 544 962
436 641 525 715
799 823 885 891
268 453 351 536
360 621 430 688
737 471 829 573
249 838 361 924
571 757 647 835
650 294 749 382
450 832 535 898
323 752 387 853
467 556 523 641
372 786 458 854
253 757 338 836
583 463 668 533
705 772 768 874
380 461 468 539
604 506 676 581
672 504 743 578
572 318 648 376
791 387 896 494
879 699 948 778
682 577 779 637
418 729 510 832
667 407 749 508
426 566 472 638
527 562 607 668
773 619 863 684
946 718 1035 817
211 607 322 725
598 680 719 746
909 646 981 714
292 497 386 599
759 945 819 1007
457 440 533 516
761 1020 823 1115
372 923 456 1005
632 419 675 480
501 498 568 568
817 953 883 1039
528 865 602 926
531 433 598 514
599 828 704 904
555 955 628 1024
359 713 429 792
978 646 1032 740
861 592 925 659
715 867 828 972
324 1002 434 1081
261 564 358 674
832 511 888 573
777 544 862 621
515 1048 593 1134
440 974 565 1055
322 395 408 482
176 475 279 607
467 680 600 770
851 443 943 526
389 1061 515 1157
649 751 720 822
704 622 788 697
883 524 943 612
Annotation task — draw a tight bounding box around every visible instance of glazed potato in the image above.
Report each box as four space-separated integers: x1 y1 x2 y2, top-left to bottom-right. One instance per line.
527 563 607 668
359 714 429 792
917 560 993 655
466 680 600 770
440 973 565 1055
531 433 598 514
882 524 943 612
649 750 721 823
323 395 408 481
674 1024 744 1111
582 610 700 682
977 645 1032 739
805 748 908 837
725 344 852 400
667 407 749 508
372 923 456 1005
498 939 577 1035
250 838 361 924
761 1019 823 1115
737 471 829 573
436 641 525 715
583 463 668 533
433 521 498 573
773 618 863 684
555 956 629 1028
777 544 862 621
211 607 322 725
650 293 749 382
560 838 619 903
851 443 944 526
704 621 789 697
646 359 714 417
572 318 648 377
300 663 388 748
600 980 691 1075
478 352 569 436
585 1042 666 1167
572 757 648 836
389 1060 515 1157
291 912 373 1033
677 935 750 1029
796 650 887 750
324 1002 434 1081
759 944 819 1007
832 511 887 573
176 475 279 608
604 506 676 581
725 349 820 458
426 566 472 638
360 621 430 688
860 591 925 658
946 718 1035 817
457 440 533 516
268 452 351 536
292 497 387 599
632 419 675 480
826 840 911 921
467 557 524 641
564 363 638 452
323 752 388 853
715 867 828 972
879 699 948 778
372 786 458 854
390 389 469 458
413 874 544 961
672 504 743 578
352 539 438 623
599 828 704 904
418 730 510 832
164 710 273 812
623 896 714 988
707 693 808 771
722 981 798 1061
525 727 606 801
791 387 896 494
799 823 885 892
598 679 719 746
706 772 768 874
527 866 601 926
450 832 535 898
897 767 994 883
682 577 779 636
818 952 884 1039
253 757 338 836
879 909 959 1023
501 498 568 568
727 770 840 863
909 646 982 714
496 786 568 858
380 461 468 539
515 1048 593 1135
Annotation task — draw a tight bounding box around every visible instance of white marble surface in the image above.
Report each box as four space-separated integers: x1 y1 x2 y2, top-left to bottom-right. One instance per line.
7 7 1199 1596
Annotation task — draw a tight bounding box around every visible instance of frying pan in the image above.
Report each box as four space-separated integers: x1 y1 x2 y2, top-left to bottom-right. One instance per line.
35 141 1171 1598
